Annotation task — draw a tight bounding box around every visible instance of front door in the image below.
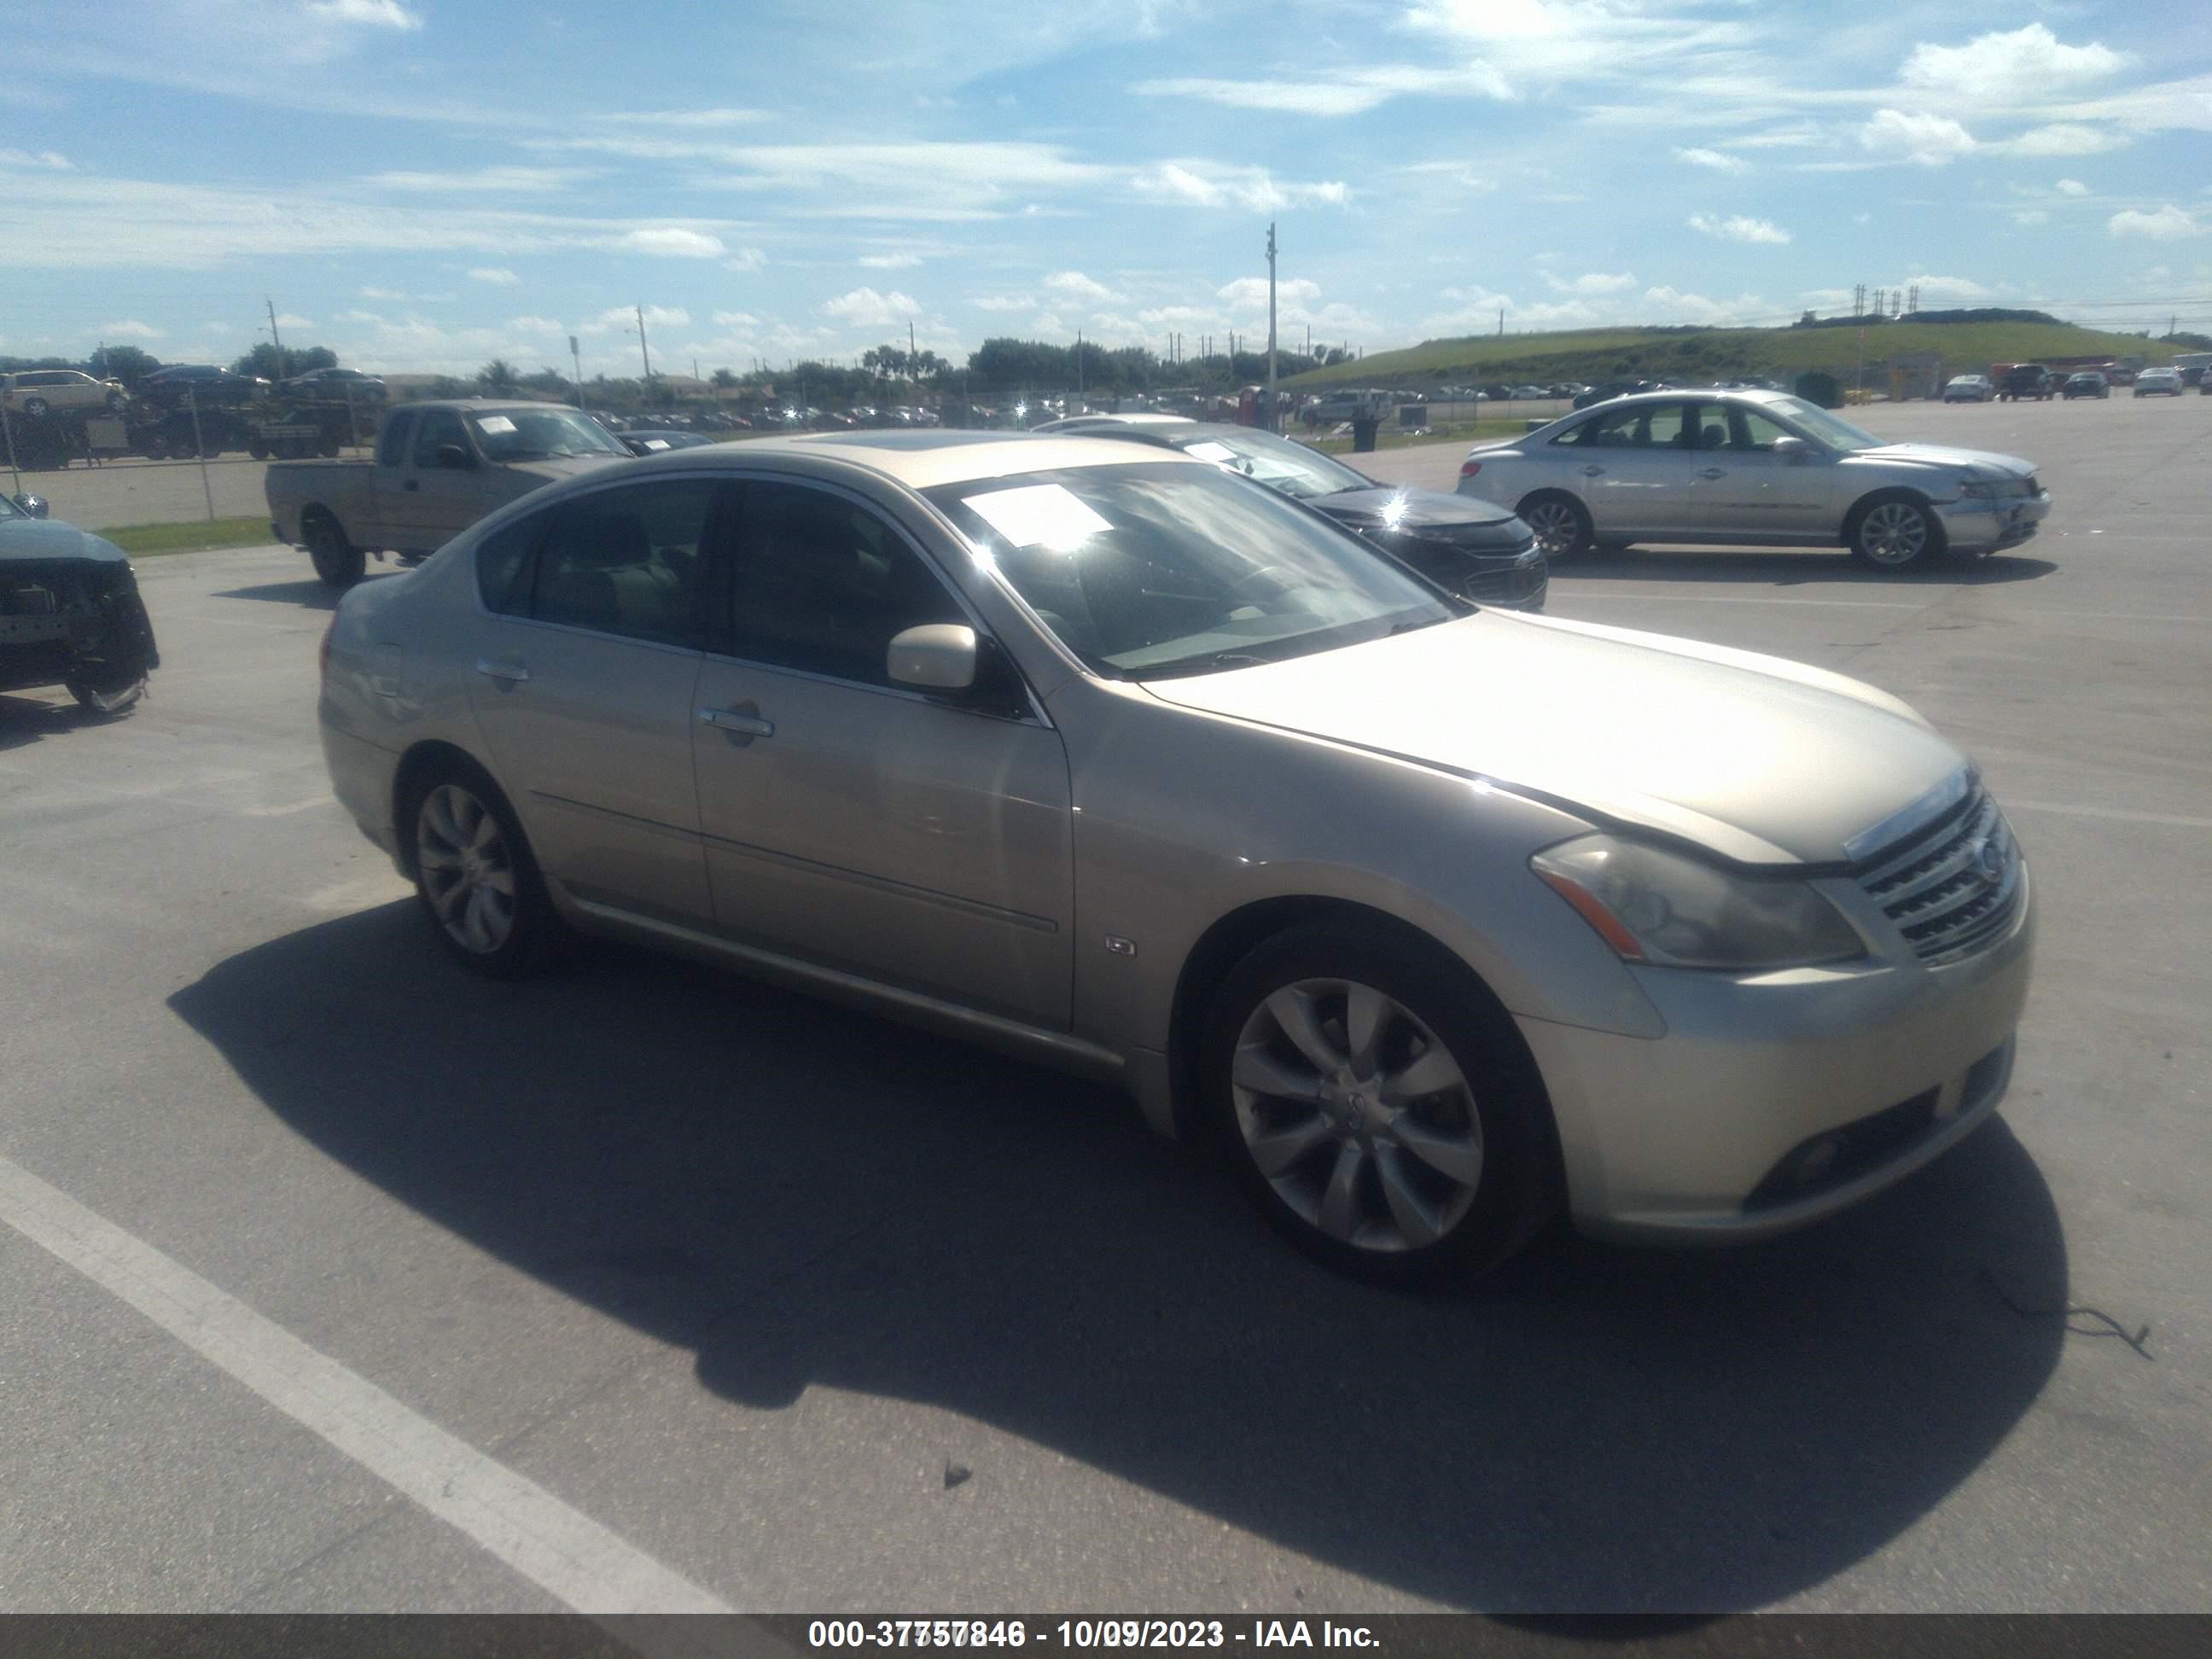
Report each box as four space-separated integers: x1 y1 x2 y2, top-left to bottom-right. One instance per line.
463 478 725 923
692 478 1074 1027
1682 402 1838 539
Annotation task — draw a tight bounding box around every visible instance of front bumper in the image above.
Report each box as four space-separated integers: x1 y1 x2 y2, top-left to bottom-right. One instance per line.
1517 864 2034 1242
1939 490 2051 554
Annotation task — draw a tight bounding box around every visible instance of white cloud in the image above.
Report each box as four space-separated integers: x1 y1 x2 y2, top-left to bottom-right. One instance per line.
508 316 566 334
1132 63 1511 117
1217 276 1322 311
1545 271 1637 294
335 309 385 324
274 313 313 329
1899 24 2125 108
1688 212 1790 245
306 0 422 28
98 318 161 338
1639 286 1771 326
588 304 691 332
1131 161 1349 211
2011 210 2049 225
859 252 924 268
1858 108 1978 166
723 247 768 272
1045 270 1122 303
1905 274 1992 300
618 227 726 258
0 148 74 171
2110 205 2203 240
970 294 1033 312
819 287 922 328
365 166 597 193
469 267 521 285
1998 124 2128 158
591 108 765 128
359 286 406 300
711 311 760 328
1673 147 1749 174
2057 178 2090 195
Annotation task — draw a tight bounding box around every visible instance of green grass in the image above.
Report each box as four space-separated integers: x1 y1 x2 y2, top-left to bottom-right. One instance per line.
1307 416 1542 455
1287 320 2179 391
101 516 274 556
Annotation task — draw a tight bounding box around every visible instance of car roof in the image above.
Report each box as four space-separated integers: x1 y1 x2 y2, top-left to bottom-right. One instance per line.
1568 387 1798 412
632 429 1204 491
1036 412 1192 429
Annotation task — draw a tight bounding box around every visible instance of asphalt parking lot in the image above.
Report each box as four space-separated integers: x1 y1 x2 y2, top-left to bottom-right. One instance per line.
1 394 2206 1615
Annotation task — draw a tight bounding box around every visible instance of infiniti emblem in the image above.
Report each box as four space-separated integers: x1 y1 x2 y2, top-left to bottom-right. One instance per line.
1969 836 2005 885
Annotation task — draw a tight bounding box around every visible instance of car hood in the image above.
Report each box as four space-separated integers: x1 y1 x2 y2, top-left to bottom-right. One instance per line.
1141 611 1965 865
1848 443 2037 481
0 519 127 566
506 454 631 486
1312 486 1521 533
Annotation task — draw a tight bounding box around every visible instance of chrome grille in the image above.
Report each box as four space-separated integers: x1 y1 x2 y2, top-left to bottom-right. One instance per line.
1855 789 2023 963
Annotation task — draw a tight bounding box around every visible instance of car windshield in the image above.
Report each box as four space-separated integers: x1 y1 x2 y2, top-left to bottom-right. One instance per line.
926 461 1457 681
464 407 629 461
1774 397 1883 451
1168 428 1374 500
0 493 25 521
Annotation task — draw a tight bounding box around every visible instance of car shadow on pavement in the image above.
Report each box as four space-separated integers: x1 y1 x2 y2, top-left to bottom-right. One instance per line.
211 573 402 610
170 905 2068 1614
1552 550 2058 590
0 692 115 749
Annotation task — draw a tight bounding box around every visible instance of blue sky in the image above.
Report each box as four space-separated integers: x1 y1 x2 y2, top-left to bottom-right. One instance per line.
3 0 2209 378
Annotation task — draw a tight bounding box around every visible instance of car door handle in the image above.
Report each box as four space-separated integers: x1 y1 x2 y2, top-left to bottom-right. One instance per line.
1698 467 1726 479
1580 465 1605 476
700 707 774 738
474 658 530 684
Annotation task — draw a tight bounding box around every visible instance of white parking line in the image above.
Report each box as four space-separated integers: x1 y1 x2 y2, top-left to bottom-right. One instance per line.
0 1153 738 1615
2005 800 2212 830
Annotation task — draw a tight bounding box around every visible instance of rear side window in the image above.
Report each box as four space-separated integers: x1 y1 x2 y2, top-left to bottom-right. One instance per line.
474 514 541 614
529 479 721 647
376 412 416 468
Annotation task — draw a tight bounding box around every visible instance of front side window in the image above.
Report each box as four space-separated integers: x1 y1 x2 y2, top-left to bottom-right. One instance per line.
529 480 719 646
926 462 1456 680
376 411 416 469
726 481 967 686
413 410 469 469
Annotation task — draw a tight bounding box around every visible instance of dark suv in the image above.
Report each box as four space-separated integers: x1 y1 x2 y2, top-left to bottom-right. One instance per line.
1996 364 2052 403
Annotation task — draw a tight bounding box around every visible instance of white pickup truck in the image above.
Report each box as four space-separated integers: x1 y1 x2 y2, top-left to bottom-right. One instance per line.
265 399 632 585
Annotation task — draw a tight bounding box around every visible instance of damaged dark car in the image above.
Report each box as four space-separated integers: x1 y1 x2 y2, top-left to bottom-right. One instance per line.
1 492 160 715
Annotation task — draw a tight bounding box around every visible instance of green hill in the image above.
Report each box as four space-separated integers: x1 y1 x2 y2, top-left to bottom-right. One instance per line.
1286 319 2174 390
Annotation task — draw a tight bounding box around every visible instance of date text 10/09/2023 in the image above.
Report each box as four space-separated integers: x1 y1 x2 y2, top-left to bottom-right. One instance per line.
806 1621 1382 1650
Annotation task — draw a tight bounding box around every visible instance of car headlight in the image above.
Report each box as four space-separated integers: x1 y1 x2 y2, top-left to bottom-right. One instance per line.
1531 835 1864 970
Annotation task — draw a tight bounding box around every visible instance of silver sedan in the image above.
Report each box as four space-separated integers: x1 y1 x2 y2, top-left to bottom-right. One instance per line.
1456 388 2051 568
319 433 2033 1283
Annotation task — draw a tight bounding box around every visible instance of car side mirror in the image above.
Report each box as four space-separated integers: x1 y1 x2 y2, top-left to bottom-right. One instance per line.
14 492 49 518
1771 435 1811 461
887 623 979 692
434 443 475 469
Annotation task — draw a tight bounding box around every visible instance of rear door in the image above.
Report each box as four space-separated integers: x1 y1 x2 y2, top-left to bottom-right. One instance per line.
463 476 727 924
690 476 1074 1026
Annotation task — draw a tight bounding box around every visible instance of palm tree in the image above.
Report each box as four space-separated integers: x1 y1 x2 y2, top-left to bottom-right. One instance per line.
479 358 520 395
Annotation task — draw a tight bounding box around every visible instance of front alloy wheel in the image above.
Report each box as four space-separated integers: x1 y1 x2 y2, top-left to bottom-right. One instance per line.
1853 498 1944 569
1231 979 1484 1252
1518 495 1592 562
416 783 519 957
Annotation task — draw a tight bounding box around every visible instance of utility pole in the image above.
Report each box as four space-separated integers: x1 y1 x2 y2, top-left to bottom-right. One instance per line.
266 297 284 381
570 335 585 414
1265 219 1278 433
1498 307 1504 339
635 304 654 385
1077 329 1085 402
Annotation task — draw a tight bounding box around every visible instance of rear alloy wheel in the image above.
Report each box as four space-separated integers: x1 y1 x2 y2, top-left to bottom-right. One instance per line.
305 515 366 587
66 675 147 717
1851 496 1946 570
407 771 566 978
1203 923 1557 1284
1517 493 1592 562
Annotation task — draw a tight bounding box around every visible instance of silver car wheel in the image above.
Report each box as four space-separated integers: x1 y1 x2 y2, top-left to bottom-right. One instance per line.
416 783 518 956
1858 501 1929 566
1521 500 1584 560
1230 977 1483 1253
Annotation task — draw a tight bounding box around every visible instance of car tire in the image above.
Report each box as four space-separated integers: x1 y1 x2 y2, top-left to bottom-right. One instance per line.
1200 920 1560 1286
1516 492 1593 562
305 514 366 587
22 396 50 418
65 674 147 717
140 434 168 460
1848 492 1947 570
247 442 270 461
106 392 127 414
401 760 567 980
